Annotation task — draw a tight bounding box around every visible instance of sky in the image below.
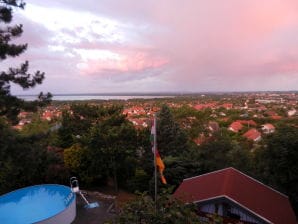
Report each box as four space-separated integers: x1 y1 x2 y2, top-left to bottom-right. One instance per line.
3 0 298 94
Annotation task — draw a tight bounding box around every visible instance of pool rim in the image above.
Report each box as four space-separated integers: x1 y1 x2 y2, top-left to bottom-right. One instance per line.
0 184 76 223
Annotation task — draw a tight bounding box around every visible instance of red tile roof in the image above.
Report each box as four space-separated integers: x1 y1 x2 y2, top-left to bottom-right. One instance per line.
262 123 275 130
229 121 243 132
221 103 233 109
271 115 282 120
243 128 261 141
193 103 217 110
236 120 257 126
173 168 297 224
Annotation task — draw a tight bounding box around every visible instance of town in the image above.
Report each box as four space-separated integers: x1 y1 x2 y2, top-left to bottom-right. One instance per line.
14 92 298 148
3 92 296 223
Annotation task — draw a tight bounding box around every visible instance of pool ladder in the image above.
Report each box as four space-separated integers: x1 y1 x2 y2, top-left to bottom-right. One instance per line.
70 177 99 209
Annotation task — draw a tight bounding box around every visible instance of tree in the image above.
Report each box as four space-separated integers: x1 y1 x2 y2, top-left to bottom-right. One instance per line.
255 125 298 213
0 0 51 123
0 118 62 193
61 105 138 190
64 143 102 185
157 105 189 156
107 191 204 224
57 104 98 148
87 112 138 192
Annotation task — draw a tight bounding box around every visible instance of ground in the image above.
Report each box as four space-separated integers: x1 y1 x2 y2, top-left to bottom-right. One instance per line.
72 188 135 224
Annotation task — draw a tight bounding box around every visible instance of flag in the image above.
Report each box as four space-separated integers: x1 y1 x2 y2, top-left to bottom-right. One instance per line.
155 149 167 184
151 117 167 184
150 120 155 152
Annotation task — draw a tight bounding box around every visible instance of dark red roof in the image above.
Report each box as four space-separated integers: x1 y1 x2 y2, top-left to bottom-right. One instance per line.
174 168 297 224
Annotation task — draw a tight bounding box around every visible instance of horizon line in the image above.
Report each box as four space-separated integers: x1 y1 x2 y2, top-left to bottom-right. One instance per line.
15 90 298 96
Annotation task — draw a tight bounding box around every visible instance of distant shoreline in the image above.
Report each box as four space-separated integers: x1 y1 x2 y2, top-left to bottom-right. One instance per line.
15 90 298 97
15 91 297 101
16 95 176 101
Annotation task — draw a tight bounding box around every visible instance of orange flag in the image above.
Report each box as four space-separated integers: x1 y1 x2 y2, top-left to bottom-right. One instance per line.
155 149 167 184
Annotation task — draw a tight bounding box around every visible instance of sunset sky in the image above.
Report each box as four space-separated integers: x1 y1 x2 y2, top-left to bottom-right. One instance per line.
4 0 298 94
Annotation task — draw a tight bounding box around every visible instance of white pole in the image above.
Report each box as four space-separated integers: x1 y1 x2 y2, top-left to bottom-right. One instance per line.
153 113 157 212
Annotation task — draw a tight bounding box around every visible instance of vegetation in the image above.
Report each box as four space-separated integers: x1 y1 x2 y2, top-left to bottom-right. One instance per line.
106 191 205 224
0 0 52 124
0 118 64 194
0 0 297 221
0 0 58 194
255 125 298 211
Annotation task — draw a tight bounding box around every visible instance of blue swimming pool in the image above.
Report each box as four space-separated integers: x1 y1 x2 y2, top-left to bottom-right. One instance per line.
0 184 76 224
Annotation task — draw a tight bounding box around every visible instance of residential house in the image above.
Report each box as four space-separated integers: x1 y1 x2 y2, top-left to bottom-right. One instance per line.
261 124 275 134
208 121 220 133
123 106 146 116
193 134 209 146
243 128 261 142
236 120 257 127
174 167 296 224
271 115 282 120
288 109 297 117
42 111 53 121
128 118 148 129
193 102 217 110
221 103 233 110
228 121 243 133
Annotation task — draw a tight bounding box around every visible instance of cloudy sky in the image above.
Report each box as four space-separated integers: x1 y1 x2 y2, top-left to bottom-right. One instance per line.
4 0 298 94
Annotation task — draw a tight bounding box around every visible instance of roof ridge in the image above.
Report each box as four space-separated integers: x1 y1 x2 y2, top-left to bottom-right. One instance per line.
183 167 288 198
229 168 289 198
183 167 233 181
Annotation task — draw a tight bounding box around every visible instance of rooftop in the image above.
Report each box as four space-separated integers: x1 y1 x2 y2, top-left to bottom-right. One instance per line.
174 167 297 224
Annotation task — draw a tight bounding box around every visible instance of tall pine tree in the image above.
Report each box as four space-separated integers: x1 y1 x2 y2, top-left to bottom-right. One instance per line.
157 104 189 156
0 0 51 123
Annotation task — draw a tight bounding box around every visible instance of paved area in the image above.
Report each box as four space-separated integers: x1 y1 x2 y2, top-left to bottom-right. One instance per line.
72 191 116 224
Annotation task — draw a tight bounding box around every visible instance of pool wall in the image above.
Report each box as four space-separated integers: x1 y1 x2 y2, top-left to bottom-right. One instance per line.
36 195 76 224
0 184 76 224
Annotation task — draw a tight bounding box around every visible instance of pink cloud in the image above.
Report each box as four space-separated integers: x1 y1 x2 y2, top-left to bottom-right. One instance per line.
11 0 298 93
79 52 168 76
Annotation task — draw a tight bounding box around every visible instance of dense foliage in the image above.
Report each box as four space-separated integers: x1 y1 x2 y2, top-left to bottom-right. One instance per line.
106 191 206 224
255 125 298 212
60 104 139 192
0 118 65 194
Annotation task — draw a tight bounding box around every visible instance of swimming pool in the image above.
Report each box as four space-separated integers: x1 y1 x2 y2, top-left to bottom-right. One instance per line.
0 184 76 224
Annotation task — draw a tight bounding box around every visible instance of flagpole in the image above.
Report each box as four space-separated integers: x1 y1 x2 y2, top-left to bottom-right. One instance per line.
153 113 157 213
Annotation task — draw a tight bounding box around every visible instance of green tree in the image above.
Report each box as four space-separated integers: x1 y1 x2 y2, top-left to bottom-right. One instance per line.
157 105 189 156
20 115 50 136
196 130 252 174
63 143 102 185
57 104 102 148
107 191 203 224
88 112 138 192
62 105 138 190
0 118 61 193
0 0 51 123
255 125 298 212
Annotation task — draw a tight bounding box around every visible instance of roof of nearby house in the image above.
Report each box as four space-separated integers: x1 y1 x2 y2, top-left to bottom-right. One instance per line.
243 128 261 141
221 103 233 109
236 120 257 126
262 123 275 130
208 121 219 132
173 167 297 224
271 115 282 120
229 121 243 132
